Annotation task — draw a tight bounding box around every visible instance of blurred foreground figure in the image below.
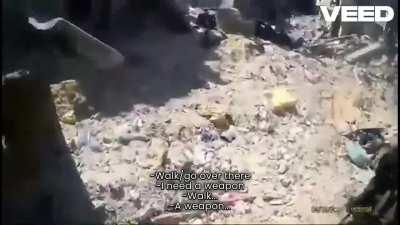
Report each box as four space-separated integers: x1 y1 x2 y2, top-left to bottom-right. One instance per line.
2 0 123 224
343 145 398 225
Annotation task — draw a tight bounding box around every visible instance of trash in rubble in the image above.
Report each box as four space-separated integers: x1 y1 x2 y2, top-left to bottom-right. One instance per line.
271 88 298 115
346 141 371 169
255 21 304 49
199 127 219 142
61 110 77 125
344 128 385 154
196 9 217 30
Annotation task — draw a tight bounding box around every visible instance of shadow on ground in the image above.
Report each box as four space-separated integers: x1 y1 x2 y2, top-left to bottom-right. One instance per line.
75 6 224 116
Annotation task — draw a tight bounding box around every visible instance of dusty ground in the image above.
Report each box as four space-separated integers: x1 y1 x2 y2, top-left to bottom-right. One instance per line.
51 15 397 224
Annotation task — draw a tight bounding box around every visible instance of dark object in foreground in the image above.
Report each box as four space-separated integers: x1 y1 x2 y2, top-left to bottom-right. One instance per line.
2 71 105 225
196 9 217 30
2 2 105 223
202 29 227 48
344 128 385 154
343 145 398 225
255 21 304 49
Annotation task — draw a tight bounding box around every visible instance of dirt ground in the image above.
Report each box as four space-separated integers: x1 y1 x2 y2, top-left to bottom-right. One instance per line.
51 14 398 224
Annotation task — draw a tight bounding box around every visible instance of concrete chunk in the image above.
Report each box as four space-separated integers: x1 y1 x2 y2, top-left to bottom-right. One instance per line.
345 42 385 63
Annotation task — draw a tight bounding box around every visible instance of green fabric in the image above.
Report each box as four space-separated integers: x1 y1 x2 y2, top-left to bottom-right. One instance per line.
347 141 371 169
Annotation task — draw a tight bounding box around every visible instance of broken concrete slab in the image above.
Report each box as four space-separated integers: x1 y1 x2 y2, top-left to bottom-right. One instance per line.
28 17 124 70
216 8 255 35
345 42 386 63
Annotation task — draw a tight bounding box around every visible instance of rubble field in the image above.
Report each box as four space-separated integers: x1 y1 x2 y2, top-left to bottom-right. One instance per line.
51 15 397 225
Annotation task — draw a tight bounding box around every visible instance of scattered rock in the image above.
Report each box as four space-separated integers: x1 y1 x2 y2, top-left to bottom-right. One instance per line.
220 126 237 142
129 190 140 201
209 113 234 131
103 136 113 144
304 69 321 84
118 134 135 145
219 192 255 206
369 54 388 67
116 124 133 142
232 200 251 214
137 205 162 222
131 135 150 142
117 125 149 145
203 29 227 47
88 138 102 152
280 178 292 188
278 162 289 174
52 79 93 122
109 184 125 200
150 212 197 224
216 8 255 36
269 199 285 206
167 142 192 167
262 192 285 202
61 110 77 125
92 199 106 209
137 138 168 169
